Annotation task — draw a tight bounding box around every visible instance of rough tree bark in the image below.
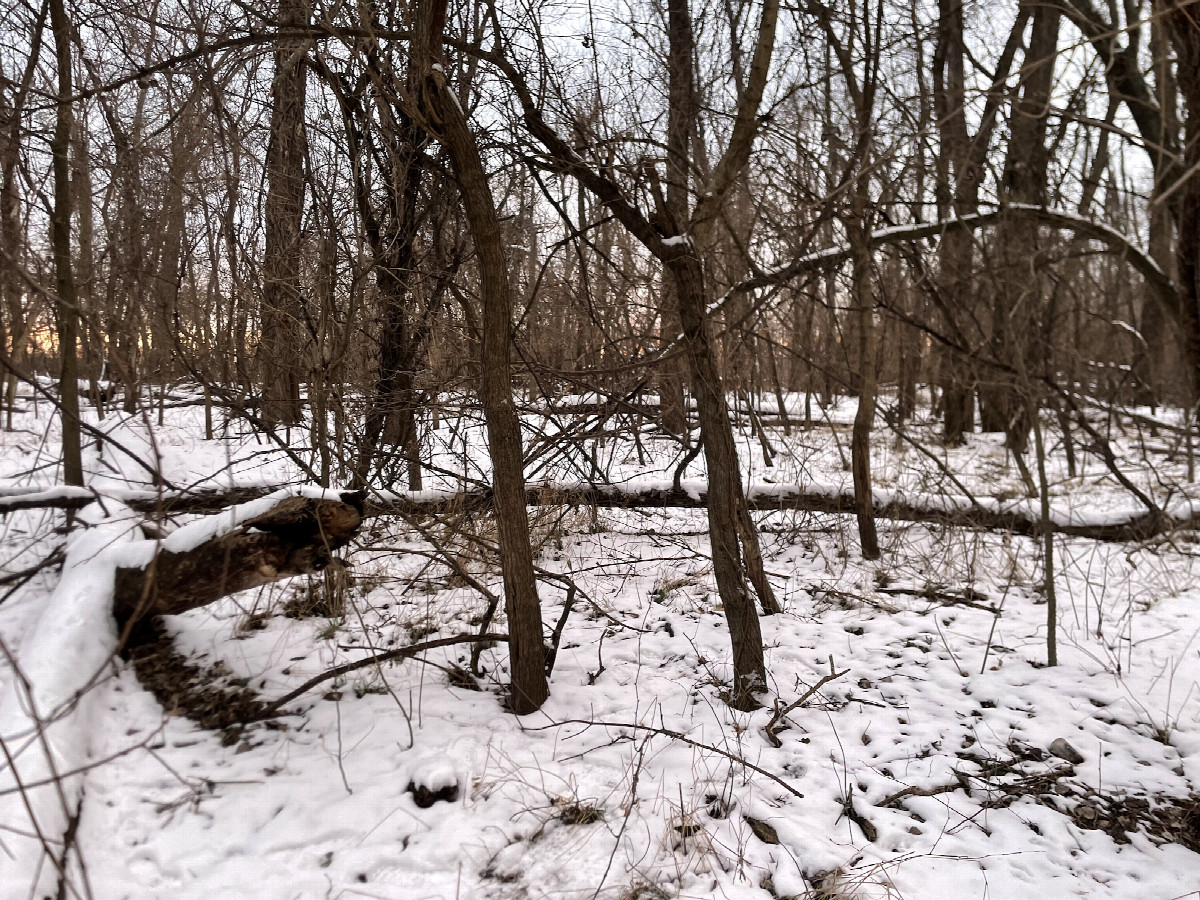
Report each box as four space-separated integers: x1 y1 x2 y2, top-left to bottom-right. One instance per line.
49 0 83 486
260 0 310 427
1163 1 1200 402
980 0 1060 457
932 0 1029 444
114 495 364 624
849 194 880 559
412 0 548 714
670 251 770 701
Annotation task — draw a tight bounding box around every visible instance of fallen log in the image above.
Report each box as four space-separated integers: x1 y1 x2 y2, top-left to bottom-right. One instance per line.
10 480 1192 545
113 492 365 623
0 486 96 515
362 484 1184 544
123 485 280 515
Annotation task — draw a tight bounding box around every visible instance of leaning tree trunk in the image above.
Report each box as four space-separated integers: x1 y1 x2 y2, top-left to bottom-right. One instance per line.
114 495 364 625
669 252 768 703
413 0 548 714
662 0 778 707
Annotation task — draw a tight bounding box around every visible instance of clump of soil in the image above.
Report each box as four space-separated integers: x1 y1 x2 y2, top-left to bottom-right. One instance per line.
407 780 459 808
123 617 271 742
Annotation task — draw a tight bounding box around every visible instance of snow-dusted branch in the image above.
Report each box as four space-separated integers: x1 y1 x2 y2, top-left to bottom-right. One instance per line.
719 205 1178 314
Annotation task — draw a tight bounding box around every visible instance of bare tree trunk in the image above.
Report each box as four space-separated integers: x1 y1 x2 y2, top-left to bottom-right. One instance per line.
1163 3 1200 403
669 252 768 701
0 6 44 428
495 0 781 706
897 316 919 424
152 123 189 385
849 201 880 559
766 337 791 435
260 0 309 427
314 32 439 494
981 1 1060 459
933 0 1029 445
71 121 98 412
660 0 694 446
413 0 548 714
349 115 428 491
664 0 777 705
1133 17 1180 408
813 3 882 558
933 0 976 445
49 0 82 486
658 281 689 439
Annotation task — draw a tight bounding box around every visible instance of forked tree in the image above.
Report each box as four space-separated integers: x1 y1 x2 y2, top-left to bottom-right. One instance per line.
484 0 784 706
408 0 550 714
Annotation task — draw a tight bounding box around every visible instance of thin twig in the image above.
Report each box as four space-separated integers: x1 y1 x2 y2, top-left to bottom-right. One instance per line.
250 632 509 720
877 781 961 808
764 659 850 748
544 583 578 677
524 718 806 802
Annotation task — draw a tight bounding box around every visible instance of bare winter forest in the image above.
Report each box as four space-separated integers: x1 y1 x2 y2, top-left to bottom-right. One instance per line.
2 0 1200 896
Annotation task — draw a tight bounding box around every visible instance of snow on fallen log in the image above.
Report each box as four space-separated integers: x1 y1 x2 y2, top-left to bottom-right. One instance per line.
111 490 366 623
362 480 1188 544
0 489 366 894
5 480 1191 544
0 485 96 514
0 510 138 897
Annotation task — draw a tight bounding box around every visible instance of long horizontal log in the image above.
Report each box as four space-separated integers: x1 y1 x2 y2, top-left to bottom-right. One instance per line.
361 484 1177 544
0 486 96 514
9 481 1188 544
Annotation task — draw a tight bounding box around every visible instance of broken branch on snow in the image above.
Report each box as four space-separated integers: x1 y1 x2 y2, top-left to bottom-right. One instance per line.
112 493 366 624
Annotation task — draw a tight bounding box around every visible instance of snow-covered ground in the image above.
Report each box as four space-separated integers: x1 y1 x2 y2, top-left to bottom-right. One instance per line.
2 386 1198 899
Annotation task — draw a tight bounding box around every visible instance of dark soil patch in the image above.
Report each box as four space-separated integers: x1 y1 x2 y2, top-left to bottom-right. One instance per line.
123 616 271 742
1058 791 1200 852
958 740 1200 852
557 801 605 825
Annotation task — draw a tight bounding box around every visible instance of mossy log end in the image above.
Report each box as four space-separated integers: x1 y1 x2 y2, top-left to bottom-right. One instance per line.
113 494 364 624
